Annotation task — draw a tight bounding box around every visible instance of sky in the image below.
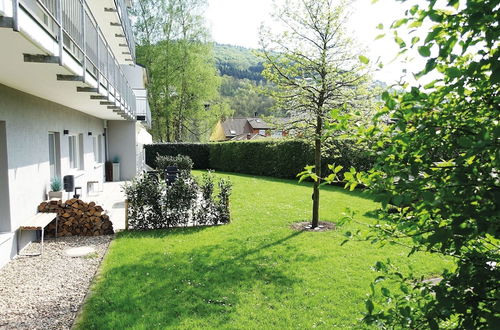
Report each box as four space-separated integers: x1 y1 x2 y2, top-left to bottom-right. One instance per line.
204 0 428 84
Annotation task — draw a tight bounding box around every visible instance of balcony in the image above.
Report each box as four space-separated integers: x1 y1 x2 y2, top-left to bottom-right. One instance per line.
86 0 135 63
134 89 151 128
0 0 138 120
121 64 151 128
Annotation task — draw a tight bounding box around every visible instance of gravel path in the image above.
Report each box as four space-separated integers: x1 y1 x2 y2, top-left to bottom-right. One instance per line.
0 235 113 330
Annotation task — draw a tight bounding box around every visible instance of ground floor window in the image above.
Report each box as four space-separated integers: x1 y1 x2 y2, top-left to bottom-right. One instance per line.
78 133 84 170
93 136 99 163
48 132 60 179
69 135 78 169
97 134 104 163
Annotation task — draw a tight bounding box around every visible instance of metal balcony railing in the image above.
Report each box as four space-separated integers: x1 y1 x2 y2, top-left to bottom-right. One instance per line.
135 91 151 127
14 0 136 117
114 0 135 60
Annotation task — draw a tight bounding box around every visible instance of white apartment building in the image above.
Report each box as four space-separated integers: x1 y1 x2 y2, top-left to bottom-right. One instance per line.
0 0 152 267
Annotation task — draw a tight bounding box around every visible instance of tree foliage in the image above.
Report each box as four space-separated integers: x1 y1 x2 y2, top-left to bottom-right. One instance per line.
219 76 277 117
131 0 232 142
338 0 499 328
260 0 370 227
213 44 277 117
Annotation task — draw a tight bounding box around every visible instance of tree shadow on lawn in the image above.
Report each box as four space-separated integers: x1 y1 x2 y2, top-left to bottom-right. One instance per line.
198 170 376 202
83 230 310 328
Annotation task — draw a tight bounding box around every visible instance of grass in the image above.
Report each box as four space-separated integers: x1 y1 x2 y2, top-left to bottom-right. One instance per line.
76 171 451 329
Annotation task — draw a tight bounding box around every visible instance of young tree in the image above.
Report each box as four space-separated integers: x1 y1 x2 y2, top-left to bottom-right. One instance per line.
339 0 499 327
259 0 369 228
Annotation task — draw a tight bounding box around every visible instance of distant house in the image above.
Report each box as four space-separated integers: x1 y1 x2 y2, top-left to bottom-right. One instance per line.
210 117 288 141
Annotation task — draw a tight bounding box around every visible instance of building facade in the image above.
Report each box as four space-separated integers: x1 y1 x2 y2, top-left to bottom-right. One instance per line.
0 0 152 267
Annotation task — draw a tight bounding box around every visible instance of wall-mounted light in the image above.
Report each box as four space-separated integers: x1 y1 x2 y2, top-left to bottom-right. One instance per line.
88 132 92 136
63 130 69 135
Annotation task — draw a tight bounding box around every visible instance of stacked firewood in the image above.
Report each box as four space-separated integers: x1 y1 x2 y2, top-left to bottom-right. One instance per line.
37 199 114 237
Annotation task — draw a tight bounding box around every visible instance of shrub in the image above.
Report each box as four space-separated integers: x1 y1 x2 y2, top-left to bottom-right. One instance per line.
124 172 232 230
155 154 194 175
145 143 210 169
123 174 163 230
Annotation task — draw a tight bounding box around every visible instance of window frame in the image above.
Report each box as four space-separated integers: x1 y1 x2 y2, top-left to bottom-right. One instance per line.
68 135 78 169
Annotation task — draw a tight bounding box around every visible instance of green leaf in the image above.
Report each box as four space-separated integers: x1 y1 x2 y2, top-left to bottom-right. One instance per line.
392 18 408 28
381 287 391 297
418 46 431 57
409 20 422 28
359 55 370 64
409 5 419 15
424 58 437 74
429 11 442 22
446 67 461 78
376 23 383 30
424 80 437 89
365 299 374 314
375 33 385 40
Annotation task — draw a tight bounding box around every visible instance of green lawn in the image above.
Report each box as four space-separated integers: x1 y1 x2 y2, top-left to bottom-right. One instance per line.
76 171 451 329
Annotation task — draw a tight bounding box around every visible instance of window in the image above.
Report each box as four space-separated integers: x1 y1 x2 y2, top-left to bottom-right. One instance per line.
78 134 84 170
68 136 78 169
259 130 266 136
92 137 98 162
97 135 103 163
49 133 56 179
49 132 61 178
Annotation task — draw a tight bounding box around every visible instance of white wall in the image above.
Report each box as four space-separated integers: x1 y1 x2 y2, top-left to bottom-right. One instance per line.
0 0 13 16
107 120 137 180
0 83 105 232
107 121 152 180
121 64 146 89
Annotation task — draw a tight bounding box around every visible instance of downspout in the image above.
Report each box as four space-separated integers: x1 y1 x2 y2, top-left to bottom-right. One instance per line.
104 120 109 161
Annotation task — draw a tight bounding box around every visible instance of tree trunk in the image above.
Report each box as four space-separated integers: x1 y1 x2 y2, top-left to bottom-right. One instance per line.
312 114 322 228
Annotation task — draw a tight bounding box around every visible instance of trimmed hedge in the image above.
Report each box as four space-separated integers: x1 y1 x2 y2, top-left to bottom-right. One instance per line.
145 139 373 180
146 143 210 169
209 140 313 179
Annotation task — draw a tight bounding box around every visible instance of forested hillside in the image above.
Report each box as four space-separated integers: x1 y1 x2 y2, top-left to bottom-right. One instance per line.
214 44 277 117
214 44 264 82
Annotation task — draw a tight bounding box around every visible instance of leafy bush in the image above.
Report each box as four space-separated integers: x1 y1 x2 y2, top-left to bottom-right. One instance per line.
146 143 210 169
123 174 163 231
124 172 232 230
155 154 194 175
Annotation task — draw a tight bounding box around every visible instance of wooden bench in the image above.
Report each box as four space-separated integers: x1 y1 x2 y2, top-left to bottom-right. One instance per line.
17 212 58 256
